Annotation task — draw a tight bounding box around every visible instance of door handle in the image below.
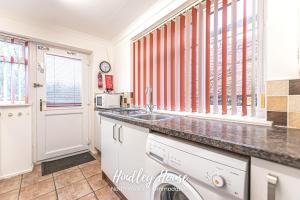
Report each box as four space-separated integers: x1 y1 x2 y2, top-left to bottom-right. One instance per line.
112 124 117 141
34 83 44 88
118 126 123 143
40 99 43 112
267 174 278 200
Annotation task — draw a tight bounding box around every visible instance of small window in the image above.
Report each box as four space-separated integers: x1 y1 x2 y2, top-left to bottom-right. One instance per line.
45 54 82 107
0 36 28 104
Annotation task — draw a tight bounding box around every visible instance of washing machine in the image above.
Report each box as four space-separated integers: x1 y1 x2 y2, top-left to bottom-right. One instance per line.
145 133 249 200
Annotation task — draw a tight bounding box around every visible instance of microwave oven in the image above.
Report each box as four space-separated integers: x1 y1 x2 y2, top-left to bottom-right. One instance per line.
95 93 121 109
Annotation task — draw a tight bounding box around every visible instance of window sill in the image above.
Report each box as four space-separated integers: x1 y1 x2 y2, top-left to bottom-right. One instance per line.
156 110 273 127
0 104 32 108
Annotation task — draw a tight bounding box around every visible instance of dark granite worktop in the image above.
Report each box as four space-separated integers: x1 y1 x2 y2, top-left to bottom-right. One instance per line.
97 109 300 170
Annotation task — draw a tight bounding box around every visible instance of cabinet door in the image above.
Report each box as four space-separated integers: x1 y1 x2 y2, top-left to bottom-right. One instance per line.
251 157 300 200
1 108 32 178
94 112 101 150
117 124 148 200
101 118 118 183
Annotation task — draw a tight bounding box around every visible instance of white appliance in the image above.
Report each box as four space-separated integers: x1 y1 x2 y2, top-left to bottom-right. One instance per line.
145 134 249 200
95 93 120 109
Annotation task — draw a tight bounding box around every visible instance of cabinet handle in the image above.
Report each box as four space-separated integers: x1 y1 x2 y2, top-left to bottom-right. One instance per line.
112 124 117 141
118 126 123 143
267 174 278 200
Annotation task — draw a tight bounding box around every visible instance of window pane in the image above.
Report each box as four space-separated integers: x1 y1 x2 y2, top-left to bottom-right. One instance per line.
45 54 82 107
0 38 27 104
209 0 256 112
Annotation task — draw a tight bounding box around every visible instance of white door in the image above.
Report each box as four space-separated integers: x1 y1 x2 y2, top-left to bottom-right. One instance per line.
36 45 90 161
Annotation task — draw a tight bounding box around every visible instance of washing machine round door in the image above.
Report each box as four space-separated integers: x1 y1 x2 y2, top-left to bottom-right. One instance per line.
151 172 203 200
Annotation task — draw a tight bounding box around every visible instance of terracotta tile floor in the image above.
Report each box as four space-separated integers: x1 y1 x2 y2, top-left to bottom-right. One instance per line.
0 153 120 200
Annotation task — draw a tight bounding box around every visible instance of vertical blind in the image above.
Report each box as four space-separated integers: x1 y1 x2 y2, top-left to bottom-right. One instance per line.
0 35 29 104
132 0 263 117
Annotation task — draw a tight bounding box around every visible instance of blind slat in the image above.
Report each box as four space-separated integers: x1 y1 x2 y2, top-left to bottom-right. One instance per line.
222 0 228 115
180 15 186 112
231 0 238 115
171 21 176 111
213 0 219 114
191 8 198 112
242 0 247 116
156 29 161 109
198 3 205 113
205 0 211 113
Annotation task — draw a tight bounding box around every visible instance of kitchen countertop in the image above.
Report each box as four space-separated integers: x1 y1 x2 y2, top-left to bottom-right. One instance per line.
97 109 300 170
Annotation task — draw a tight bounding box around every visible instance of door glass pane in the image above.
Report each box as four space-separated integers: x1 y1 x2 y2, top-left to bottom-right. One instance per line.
160 185 189 200
45 54 82 107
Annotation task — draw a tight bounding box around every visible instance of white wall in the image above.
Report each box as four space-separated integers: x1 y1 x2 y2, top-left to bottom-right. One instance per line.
0 14 113 161
112 0 300 93
112 0 190 92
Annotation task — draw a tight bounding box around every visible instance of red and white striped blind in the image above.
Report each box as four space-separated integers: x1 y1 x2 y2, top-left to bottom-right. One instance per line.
132 0 260 117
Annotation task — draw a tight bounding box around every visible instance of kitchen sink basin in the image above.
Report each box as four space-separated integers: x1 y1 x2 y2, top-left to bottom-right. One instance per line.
131 113 173 121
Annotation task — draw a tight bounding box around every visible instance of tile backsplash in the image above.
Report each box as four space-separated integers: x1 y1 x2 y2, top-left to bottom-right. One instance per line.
266 79 300 129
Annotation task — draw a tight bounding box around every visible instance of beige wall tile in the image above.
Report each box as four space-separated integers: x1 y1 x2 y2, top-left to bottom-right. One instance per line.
266 80 289 96
267 96 288 112
288 112 300 129
289 95 300 112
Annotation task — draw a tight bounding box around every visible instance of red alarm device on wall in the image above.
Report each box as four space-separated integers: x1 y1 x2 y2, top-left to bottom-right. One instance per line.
105 75 114 91
98 72 103 89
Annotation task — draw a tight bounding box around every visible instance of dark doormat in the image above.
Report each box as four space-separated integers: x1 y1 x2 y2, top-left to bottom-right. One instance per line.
41 152 96 176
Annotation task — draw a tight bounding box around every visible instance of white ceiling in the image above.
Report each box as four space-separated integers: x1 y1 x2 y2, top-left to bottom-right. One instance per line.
0 0 160 40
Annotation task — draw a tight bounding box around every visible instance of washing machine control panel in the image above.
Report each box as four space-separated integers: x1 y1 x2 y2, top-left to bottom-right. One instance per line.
166 146 248 199
146 140 168 164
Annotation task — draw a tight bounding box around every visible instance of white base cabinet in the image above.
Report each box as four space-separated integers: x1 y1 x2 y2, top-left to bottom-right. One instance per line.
0 106 32 179
251 157 300 200
101 117 149 200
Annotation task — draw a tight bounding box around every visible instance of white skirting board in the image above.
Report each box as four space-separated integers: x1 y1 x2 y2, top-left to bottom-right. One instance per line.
0 165 33 180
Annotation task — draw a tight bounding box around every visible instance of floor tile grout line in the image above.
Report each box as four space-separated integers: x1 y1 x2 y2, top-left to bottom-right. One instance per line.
17 174 23 200
84 174 100 200
51 173 60 200
79 164 104 200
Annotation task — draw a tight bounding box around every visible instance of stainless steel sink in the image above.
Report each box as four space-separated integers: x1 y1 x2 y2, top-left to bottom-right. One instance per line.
131 113 173 121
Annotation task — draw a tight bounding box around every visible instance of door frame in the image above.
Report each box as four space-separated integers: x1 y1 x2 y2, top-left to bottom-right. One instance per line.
29 42 93 162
